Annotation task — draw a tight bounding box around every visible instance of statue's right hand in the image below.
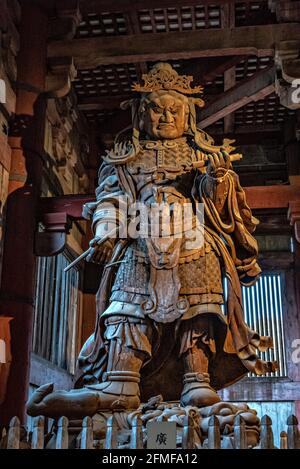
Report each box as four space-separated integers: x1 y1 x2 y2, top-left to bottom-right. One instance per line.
86 237 114 264
207 150 232 177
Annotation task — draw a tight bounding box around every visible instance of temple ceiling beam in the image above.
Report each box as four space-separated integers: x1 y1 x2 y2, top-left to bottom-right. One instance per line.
79 0 270 15
47 24 300 69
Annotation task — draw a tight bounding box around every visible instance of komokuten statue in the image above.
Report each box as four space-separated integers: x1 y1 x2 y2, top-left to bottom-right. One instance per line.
27 63 277 420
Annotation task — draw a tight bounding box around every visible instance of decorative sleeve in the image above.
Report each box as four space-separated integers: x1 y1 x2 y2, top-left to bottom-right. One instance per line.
82 162 127 239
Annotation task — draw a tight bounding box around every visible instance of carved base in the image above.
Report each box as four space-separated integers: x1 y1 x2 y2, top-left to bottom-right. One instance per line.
44 398 260 449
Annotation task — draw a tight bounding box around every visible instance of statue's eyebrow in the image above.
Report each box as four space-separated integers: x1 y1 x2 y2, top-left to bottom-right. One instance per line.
148 102 163 110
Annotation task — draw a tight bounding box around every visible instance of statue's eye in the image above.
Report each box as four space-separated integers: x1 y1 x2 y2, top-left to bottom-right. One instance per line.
153 106 163 114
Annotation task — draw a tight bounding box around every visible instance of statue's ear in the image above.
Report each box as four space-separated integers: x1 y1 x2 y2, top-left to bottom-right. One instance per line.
184 105 189 131
139 117 145 132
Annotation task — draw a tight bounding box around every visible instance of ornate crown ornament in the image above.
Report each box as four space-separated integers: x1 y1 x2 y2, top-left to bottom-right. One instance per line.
132 62 203 95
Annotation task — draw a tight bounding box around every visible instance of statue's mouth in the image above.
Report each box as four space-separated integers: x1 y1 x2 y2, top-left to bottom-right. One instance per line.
158 123 175 129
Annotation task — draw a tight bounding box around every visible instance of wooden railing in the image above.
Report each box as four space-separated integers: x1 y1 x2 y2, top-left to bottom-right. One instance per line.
1 413 299 449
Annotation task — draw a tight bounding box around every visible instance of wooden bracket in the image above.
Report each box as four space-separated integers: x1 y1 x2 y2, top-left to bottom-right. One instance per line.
34 231 67 257
40 212 72 232
288 201 300 243
35 211 73 256
45 56 77 98
275 40 300 109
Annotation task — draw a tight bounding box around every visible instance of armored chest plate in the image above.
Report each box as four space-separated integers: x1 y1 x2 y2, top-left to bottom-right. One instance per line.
127 139 196 180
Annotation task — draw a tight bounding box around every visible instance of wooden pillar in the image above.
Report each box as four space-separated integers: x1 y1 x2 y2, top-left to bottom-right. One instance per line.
293 244 300 427
80 129 99 347
286 202 300 426
0 2 48 425
284 114 300 186
283 257 300 383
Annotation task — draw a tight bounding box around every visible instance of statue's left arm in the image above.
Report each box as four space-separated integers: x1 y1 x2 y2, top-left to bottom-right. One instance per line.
200 151 231 215
197 151 261 286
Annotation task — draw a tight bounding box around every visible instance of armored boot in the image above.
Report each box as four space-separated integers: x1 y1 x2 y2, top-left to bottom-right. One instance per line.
180 344 220 408
27 341 144 419
85 340 143 411
85 370 141 411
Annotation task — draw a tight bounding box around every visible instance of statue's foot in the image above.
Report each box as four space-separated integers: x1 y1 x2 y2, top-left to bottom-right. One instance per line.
26 383 101 419
180 372 220 408
26 372 141 419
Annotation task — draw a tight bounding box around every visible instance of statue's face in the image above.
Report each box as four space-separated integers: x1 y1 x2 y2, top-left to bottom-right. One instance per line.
141 91 189 139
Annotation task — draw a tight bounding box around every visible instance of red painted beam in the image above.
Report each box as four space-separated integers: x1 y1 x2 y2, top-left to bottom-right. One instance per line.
244 185 300 210
38 185 300 223
39 194 95 220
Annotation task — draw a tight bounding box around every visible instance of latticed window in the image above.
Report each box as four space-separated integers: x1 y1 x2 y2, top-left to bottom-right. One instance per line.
223 272 286 377
242 273 286 377
32 251 82 374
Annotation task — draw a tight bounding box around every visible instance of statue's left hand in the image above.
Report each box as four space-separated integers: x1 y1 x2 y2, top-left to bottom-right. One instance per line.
207 151 231 178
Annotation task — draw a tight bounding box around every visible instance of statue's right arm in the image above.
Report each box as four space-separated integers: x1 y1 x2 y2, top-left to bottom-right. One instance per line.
83 162 127 263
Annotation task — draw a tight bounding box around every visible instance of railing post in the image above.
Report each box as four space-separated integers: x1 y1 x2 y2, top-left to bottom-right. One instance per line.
182 411 195 449
287 415 300 449
1 427 7 448
7 416 20 449
31 416 45 449
260 415 274 449
234 415 247 449
81 416 94 449
280 431 288 449
56 416 69 449
207 415 221 449
105 414 118 449
130 415 143 449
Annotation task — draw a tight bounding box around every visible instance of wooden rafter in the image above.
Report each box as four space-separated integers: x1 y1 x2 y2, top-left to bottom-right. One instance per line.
124 10 148 78
200 56 245 86
48 24 300 69
198 65 276 128
221 2 236 133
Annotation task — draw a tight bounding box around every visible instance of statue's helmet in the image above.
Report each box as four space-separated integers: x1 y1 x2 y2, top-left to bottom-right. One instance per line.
132 62 204 98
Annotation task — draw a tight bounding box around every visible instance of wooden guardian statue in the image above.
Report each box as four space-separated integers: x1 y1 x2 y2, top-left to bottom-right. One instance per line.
27 63 277 419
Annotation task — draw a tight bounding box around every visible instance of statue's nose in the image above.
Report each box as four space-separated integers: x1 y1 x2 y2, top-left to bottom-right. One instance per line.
161 110 173 123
